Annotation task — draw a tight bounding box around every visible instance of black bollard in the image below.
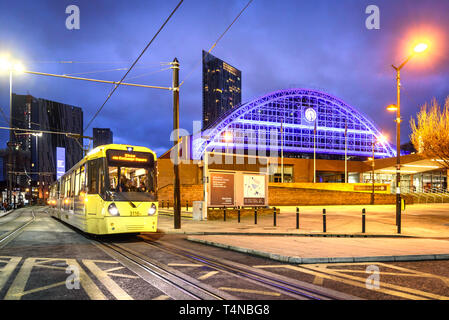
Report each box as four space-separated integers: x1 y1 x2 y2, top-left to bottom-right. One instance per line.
161 200 164 208
273 207 277 227
254 208 257 225
186 200 189 211
223 206 226 221
238 207 241 223
296 207 299 229
323 208 326 233
362 208 366 233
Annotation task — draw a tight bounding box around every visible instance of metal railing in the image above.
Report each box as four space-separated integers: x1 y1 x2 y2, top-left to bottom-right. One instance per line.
398 186 449 204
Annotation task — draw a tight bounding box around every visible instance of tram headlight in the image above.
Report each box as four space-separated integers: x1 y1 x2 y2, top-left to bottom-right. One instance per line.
148 203 157 216
108 203 120 216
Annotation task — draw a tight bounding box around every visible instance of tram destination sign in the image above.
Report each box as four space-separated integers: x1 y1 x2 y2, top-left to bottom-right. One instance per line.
107 150 153 167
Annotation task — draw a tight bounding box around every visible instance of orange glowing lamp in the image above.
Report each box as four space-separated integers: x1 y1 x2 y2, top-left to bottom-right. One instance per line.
414 43 428 53
386 104 397 112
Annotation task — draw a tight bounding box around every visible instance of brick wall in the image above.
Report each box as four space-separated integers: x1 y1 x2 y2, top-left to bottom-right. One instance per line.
268 186 398 205
158 184 203 204
158 184 404 206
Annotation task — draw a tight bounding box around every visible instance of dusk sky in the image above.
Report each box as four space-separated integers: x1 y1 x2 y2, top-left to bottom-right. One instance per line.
0 0 448 156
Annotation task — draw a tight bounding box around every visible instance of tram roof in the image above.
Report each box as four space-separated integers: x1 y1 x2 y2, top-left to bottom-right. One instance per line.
85 144 156 160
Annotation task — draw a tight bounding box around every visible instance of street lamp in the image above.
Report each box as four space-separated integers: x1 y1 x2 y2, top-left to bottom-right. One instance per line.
389 42 428 234
1 56 25 206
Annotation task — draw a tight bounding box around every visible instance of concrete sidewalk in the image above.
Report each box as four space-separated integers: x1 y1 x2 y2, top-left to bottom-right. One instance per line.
0 209 14 218
156 203 449 264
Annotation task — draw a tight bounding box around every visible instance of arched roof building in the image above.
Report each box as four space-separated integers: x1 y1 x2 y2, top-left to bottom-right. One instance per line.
193 88 396 160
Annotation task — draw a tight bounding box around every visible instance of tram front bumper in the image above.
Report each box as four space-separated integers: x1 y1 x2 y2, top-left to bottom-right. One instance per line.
103 216 158 234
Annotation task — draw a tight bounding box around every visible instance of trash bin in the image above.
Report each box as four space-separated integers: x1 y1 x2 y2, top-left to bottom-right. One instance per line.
193 201 204 221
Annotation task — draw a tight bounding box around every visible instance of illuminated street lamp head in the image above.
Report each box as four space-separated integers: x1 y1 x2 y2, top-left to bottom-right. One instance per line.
13 62 24 73
0 57 11 71
386 104 397 112
0 57 24 73
413 43 428 53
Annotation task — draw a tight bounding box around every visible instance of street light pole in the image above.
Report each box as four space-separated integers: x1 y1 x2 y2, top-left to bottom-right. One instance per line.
171 58 181 229
280 117 284 183
394 66 402 233
389 42 428 234
8 70 13 207
371 138 375 205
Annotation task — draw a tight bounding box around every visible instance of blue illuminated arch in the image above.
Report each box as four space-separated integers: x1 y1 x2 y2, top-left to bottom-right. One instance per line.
193 88 396 159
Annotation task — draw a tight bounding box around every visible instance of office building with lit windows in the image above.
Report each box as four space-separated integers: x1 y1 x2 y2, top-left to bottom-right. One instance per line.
93 128 113 148
202 50 242 128
7 94 83 202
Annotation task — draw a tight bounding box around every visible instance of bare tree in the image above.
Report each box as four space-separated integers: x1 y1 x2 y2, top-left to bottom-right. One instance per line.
410 97 449 169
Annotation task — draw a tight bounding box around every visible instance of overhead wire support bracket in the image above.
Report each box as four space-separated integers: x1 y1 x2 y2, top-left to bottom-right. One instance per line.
23 70 172 91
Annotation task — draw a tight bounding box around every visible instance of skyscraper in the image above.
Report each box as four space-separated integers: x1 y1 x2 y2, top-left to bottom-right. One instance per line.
202 50 241 128
93 128 113 148
9 94 83 202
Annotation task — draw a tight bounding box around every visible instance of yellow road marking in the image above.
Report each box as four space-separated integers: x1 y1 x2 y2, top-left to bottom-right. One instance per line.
302 264 449 300
197 271 219 280
106 273 139 279
168 263 203 267
82 260 133 300
104 266 125 273
27 265 67 271
371 262 449 286
153 294 171 300
5 258 106 300
218 287 281 296
253 264 449 300
0 256 21 292
313 275 324 286
14 281 67 296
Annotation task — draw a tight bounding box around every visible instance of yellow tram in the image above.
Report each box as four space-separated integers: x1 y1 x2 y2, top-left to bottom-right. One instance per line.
48 144 158 234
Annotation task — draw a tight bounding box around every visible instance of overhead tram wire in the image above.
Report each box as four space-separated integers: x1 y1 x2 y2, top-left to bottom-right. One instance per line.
83 0 184 134
62 65 168 77
0 126 92 140
179 0 254 88
23 60 164 66
123 66 172 81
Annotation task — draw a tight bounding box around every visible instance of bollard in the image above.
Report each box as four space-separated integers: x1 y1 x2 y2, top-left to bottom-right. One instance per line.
223 206 226 221
323 208 326 233
362 208 366 233
161 200 164 208
167 200 170 208
296 207 299 229
273 207 277 227
254 208 258 225
186 200 189 211
238 207 241 223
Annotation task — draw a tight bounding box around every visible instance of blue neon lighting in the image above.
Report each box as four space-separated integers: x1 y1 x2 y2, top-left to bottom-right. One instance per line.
193 88 396 160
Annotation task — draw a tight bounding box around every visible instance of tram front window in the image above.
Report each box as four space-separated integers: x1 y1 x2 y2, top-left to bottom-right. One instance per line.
107 166 156 201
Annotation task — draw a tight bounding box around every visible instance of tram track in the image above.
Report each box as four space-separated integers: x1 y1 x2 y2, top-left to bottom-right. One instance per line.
93 239 237 300
138 235 359 300
0 209 36 249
